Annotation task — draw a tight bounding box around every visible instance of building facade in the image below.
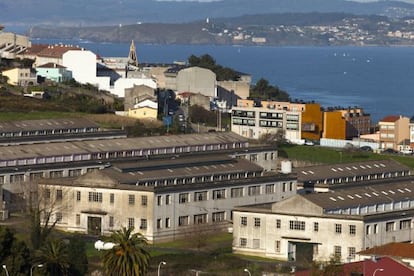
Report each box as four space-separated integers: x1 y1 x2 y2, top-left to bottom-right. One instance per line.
378 115 410 150
233 180 414 263
38 153 296 243
231 99 303 141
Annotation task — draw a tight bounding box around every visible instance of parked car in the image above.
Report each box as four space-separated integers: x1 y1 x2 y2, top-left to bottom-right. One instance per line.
383 148 398 154
360 146 373 152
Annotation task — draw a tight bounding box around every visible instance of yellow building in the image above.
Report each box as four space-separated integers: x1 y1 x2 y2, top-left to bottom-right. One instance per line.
2 67 37 86
127 99 158 120
323 111 346 139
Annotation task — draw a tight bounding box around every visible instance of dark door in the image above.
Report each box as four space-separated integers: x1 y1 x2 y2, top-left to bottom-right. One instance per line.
87 216 102 236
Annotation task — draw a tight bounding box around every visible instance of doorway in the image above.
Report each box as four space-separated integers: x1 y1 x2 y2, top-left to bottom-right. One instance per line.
87 216 102 236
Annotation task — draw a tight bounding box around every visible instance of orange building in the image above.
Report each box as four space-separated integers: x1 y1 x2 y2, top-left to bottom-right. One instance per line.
301 103 323 141
323 111 346 139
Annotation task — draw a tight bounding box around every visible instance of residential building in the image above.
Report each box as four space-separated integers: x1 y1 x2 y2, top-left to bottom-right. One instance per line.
35 62 72 83
62 49 98 86
127 97 158 120
294 159 411 193
1 67 37 86
231 99 324 142
325 107 371 139
176 66 217 98
38 152 296 243
323 110 346 140
233 180 414 263
29 44 82 67
124 84 156 111
378 115 410 151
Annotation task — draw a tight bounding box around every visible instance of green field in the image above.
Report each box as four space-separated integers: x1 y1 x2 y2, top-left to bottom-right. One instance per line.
278 144 414 168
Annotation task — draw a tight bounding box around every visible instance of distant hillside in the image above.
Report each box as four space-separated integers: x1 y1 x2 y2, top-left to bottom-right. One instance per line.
29 12 412 47
2 0 414 28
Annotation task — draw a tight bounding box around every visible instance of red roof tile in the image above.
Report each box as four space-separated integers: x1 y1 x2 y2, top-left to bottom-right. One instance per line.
380 115 401 122
358 242 414 259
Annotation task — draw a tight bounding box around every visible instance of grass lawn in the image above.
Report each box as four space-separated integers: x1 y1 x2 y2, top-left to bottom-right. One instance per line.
278 144 414 168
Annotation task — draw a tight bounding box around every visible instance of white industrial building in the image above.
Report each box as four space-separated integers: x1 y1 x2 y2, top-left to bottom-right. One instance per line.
233 178 414 263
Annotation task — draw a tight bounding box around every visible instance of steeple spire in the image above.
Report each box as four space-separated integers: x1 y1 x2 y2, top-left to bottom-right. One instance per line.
128 40 138 68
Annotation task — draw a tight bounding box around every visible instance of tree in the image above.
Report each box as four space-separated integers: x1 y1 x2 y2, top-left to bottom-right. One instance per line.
102 227 151 276
67 235 88 276
29 185 73 249
35 239 70 276
0 226 31 275
250 78 290 101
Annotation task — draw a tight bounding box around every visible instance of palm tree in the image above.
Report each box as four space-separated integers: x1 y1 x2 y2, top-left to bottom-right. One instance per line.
35 239 70 276
102 227 151 276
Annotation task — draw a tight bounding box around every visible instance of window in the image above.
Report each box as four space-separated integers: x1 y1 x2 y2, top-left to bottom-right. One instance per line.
275 240 281 252
241 216 247 226
88 192 102 202
231 187 243 198
141 195 148 206
194 191 207 201
374 224 378 234
252 239 260 249
194 214 207 224
157 195 162 206
254 218 261 227
276 219 281 229
348 247 356 259
56 189 63 201
334 246 342 258
314 222 319 232
140 219 147 230
289 220 305 231
212 212 225 223
213 189 226 200
165 218 171 228
366 225 371 235
128 218 135 229
110 193 114 204
76 214 80 226
76 191 81 201
400 219 411 230
248 185 260 196
166 195 171 205
44 188 51 200
240 238 247 247
386 222 395 232
335 223 342 234
109 216 114 227
157 219 162 229
128 194 135 205
179 193 189 203
265 184 275 194
56 212 63 222
349 225 356 235
179 216 189 226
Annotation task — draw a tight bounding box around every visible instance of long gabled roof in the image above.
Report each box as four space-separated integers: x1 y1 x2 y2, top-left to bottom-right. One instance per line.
304 179 414 210
295 159 410 183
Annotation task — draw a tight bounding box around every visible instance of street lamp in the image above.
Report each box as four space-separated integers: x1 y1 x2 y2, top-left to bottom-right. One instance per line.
2 265 9 276
373 268 384 276
244 268 252 276
157 261 166 276
30 264 44 276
